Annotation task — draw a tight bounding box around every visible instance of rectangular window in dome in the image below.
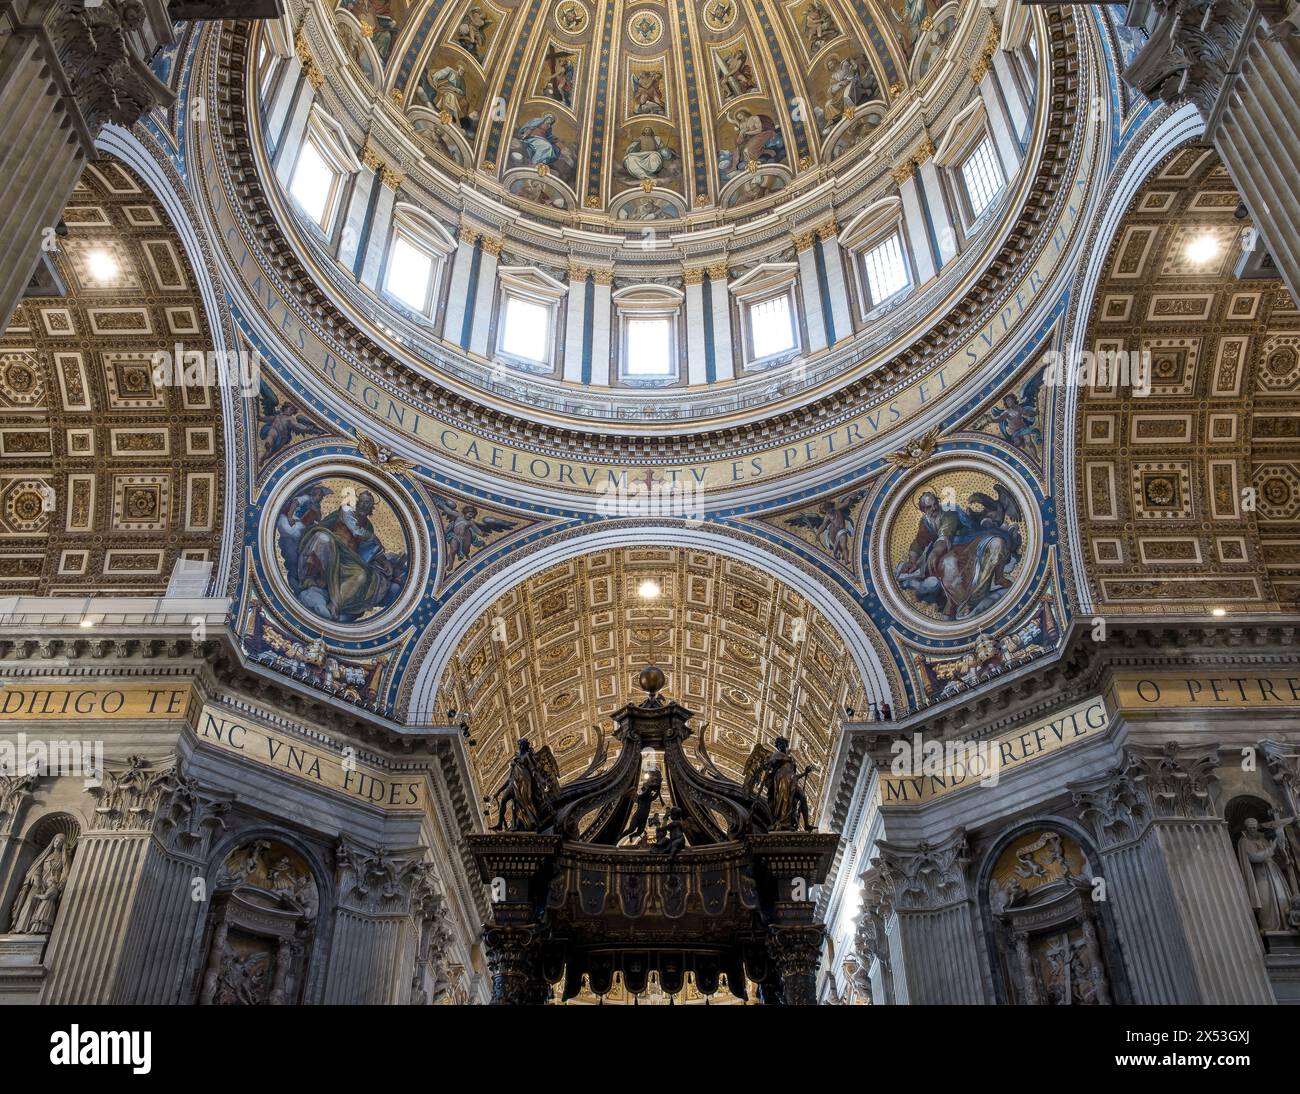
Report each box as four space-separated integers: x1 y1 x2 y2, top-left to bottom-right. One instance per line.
500 294 552 363
961 136 1004 218
624 317 673 376
749 293 797 361
257 36 278 98
863 232 910 306
386 234 436 315
289 137 339 229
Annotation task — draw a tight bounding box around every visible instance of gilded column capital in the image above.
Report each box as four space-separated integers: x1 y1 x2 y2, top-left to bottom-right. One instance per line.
816 219 841 241
707 262 729 282
792 230 817 251
590 267 614 285
889 162 913 186
380 165 404 190
970 24 1001 84
567 262 590 283
458 225 480 247
480 236 504 257
682 266 706 285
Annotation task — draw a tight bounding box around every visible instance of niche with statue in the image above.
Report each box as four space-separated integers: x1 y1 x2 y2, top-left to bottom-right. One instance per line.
984 828 1123 1005
194 838 320 1005
3 814 79 945
1226 794 1300 946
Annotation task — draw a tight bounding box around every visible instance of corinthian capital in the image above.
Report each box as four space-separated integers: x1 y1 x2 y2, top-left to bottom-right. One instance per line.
87 755 176 831
873 829 971 911
154 772 232 856
333 837 429 916
0 772 37 835
1261 739 1300 811
1070 765 1150 848
47 1 176 137
855 861 895 967
1122 0 1254 119
1126 741 1222 820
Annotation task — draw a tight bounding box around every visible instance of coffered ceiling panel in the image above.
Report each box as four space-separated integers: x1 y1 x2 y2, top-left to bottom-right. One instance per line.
437 546 866 811
1075 144 1300 613
0 157 227 596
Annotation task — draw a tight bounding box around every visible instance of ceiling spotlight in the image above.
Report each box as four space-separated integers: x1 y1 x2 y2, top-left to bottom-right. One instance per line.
1184 232 1221 266
637 579 661 600
79 617 95 628
1211 607 1227 617
85 248 119 282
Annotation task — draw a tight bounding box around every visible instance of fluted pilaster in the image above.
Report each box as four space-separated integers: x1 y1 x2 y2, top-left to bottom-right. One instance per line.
872 830 985 1004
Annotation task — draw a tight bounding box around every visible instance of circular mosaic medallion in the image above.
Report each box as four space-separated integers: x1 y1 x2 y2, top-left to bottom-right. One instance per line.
555 0 588 35
268 467 421 632
875 459 1038 633
627 10 663 47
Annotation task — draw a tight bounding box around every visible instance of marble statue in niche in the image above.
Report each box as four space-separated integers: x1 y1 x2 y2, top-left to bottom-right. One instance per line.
7 832 74 935
1236 814 1300 933
274 475 411 625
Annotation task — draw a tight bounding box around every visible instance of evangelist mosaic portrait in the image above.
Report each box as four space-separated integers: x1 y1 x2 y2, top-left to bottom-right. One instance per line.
887 469 1027 623
274 475 411 625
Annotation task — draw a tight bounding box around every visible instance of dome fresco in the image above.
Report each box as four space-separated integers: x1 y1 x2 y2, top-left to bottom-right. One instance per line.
330 0 960 223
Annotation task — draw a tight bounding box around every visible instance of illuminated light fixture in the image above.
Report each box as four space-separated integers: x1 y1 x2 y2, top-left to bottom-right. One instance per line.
79 617 96 628
85 248 119 282
1211 607 1227 617
1184 232 1221 266
637 579 661 600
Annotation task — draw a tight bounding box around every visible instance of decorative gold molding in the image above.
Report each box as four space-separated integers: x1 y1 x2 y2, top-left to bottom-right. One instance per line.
380 165 404 190
458 225 479 246
590 268 614 285
480 236 504 257
682 267 706 285
970 25 1001 84
294 30 324 90
815 219 841 242
707 263 729 282
792 230 816 251
567 263 589 282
